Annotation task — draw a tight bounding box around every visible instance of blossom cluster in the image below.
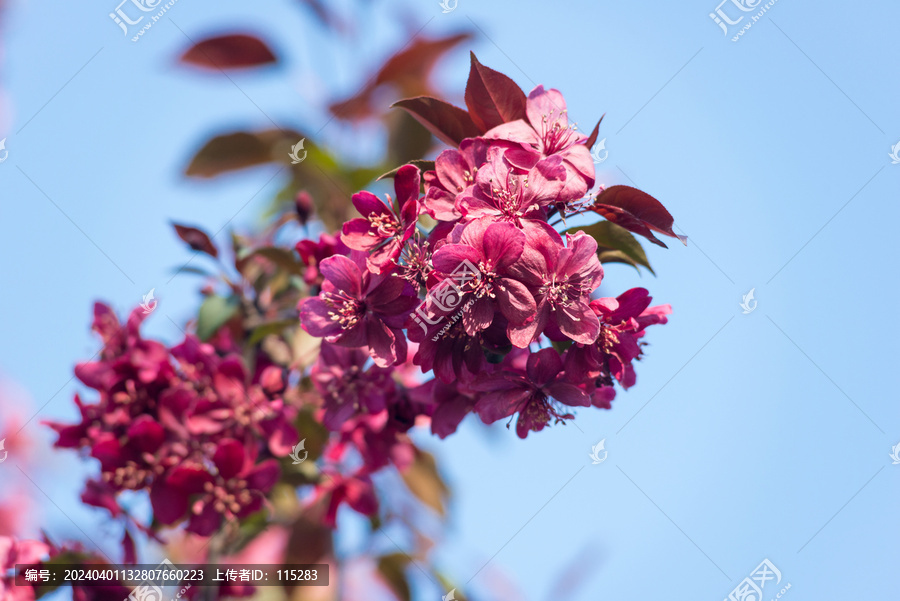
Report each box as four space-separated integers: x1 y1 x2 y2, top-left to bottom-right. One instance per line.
45 304 298 537
299 84 671 442
47 57 678 554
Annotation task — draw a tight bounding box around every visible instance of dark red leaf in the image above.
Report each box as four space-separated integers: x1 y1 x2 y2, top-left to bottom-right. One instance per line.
391 96 482 147
464 52 527 131
329 33 472 121
121 530 136 565
172 223 219 258
180 34 277 70
591 185 686 249
584 115 605 149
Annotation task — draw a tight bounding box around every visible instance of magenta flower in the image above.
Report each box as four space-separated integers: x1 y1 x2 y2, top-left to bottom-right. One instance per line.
408 312 510 384
314 470 378 527
1 536 50 601
472 348 590 438
510 230 605 345
150 438 279 536
422 137 489 221
299 254 418 367
484 85 595 201
457 146 566 226
565 287 671 389
311 342 397 430
341 164 420 274
295 232 349 286
431 219 536 345
425 379 476 439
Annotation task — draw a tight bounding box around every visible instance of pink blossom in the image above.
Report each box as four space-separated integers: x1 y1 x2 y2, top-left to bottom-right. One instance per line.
472 348 589 438
340 165 420 274
457 146 566 227
484 85 595 201
565 287 671 389
422 138 489 221
510 230 605 345
299 254 418 367
311 343 397 430
430 219 536 345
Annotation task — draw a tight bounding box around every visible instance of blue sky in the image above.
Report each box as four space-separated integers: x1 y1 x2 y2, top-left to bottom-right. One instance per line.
1 0 899 599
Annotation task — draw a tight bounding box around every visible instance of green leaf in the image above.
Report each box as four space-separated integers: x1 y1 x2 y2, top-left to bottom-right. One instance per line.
238 247 306 276
376 160 436 181
197 295 240 341
185 129 303 178
401 449 449 516
570 221 655 275
376 554 411 601
248 319 297 346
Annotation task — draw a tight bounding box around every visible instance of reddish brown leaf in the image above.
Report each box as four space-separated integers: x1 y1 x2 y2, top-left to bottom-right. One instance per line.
329 33 472 121
584 115 604 149
464 52 527 131
286 512 334 565
392 96 482 147
172 223 219 258
591 185 686 249
180 34 277 70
